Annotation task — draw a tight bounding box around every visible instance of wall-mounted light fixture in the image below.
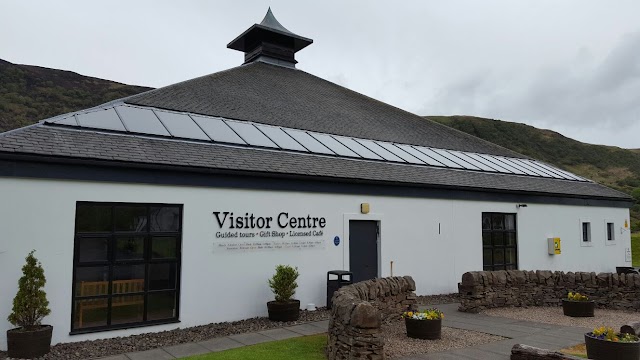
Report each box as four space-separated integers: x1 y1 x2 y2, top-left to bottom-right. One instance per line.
361 203 370 214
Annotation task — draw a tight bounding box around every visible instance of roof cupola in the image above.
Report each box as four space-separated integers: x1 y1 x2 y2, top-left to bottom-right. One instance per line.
227 8 313 68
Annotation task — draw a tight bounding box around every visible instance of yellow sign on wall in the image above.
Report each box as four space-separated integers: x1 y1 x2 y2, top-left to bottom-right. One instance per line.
548 237 561 255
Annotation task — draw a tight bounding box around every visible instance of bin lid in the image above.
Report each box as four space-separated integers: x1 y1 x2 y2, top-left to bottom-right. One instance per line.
328 270 352 276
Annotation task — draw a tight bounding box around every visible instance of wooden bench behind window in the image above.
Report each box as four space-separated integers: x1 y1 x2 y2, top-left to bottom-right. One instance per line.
77 279 145 328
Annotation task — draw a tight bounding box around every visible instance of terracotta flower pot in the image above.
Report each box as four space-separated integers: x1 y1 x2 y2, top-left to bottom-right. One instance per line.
7 325 53 359
585 333 640 360
405 318 441 340
562 299 594 317
267 300 300 322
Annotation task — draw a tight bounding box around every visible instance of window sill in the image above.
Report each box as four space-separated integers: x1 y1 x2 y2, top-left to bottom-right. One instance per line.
70 319 180 335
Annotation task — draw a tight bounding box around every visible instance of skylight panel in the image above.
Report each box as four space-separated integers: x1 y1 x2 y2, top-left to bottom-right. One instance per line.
191 115 246 145
518 159 564 179
154 110 210 141
355 139 405 162
529 160 585 181
394 144 444 166
495 156 542 176
255 124 308 152
414 147 463 168
373 142 423 164
76 108 126 132
224 120 278 148
53 115 79 126
507 158 554 177
283 129 335 154
472 153 515 173
333 136 383 160
430 148 478 170
116 106 171 136
439 150 482 170
484 155 526 175
308 133 360 157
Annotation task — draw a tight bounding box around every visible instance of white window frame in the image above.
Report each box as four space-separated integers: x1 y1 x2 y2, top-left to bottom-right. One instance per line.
604 219 616 246
579 219 592 247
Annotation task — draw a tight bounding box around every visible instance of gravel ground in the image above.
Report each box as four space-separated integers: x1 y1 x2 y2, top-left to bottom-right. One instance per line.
0 294 462 359
382 319 505 358
0 309 328 360
484 306 640 330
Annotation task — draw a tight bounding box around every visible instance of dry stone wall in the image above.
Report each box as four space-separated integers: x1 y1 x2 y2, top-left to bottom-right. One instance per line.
458 270 640 313
511 344 584 360
327 276 417 360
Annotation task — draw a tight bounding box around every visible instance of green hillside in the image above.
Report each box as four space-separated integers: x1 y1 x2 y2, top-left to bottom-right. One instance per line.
427 115 640 231
0 59 151 132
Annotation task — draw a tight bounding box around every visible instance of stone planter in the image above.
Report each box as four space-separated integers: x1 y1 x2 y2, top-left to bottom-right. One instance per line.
405 318 441 340
585 333 640 360
7 325 53 359
267 300 300 322
562 299 594 317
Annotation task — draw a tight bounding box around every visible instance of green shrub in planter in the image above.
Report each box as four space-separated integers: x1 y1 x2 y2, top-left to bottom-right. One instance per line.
267 265 301 322
268 265 300 302
7 250 53 359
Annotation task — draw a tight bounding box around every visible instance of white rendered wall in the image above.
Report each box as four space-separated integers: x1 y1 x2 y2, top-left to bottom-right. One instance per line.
0 177 632 349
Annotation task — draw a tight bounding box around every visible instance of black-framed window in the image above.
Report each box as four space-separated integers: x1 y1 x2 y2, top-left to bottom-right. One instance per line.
71 202 182 333
606 222 615 241
482 213 517 271
582 222 591 243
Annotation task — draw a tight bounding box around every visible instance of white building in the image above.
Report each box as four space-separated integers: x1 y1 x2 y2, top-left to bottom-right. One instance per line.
0 10 633 349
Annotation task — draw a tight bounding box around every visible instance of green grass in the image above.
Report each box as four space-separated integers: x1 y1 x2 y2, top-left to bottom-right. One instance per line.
180 334 327 360
632 233 640 267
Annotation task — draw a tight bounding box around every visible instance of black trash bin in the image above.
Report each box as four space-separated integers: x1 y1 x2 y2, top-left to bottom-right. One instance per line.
327 270 353 309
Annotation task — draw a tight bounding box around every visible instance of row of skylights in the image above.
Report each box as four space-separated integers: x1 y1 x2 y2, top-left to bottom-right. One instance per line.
44 104 588 182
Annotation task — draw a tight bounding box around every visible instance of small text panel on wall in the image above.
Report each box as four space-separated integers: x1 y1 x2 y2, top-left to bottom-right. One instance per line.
482 213 517 271
71 202 182 333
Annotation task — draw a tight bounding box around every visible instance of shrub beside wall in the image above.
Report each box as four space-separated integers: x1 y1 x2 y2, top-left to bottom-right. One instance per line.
327 276 417 360
458 270 640 313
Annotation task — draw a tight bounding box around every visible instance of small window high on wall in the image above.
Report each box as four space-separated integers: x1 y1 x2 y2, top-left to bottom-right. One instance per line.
482 213 517 271
582 222 591 243
71 202 182 333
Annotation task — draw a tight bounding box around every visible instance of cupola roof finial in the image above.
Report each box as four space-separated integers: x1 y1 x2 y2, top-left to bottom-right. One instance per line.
227 8 313 67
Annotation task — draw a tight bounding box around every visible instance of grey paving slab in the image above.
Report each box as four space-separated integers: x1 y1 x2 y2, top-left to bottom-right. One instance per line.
126 348 175 360
96 356 129 360
444 347 510 359
163 342 210 358
228 332 273 346
197 337 244 352
309 319 330 330
259 327 302 340
287 323 327 335
419 353 472 360
470 338 522 355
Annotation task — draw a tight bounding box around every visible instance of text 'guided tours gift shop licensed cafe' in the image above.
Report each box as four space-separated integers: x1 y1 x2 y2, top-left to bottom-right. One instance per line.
0 8 633 350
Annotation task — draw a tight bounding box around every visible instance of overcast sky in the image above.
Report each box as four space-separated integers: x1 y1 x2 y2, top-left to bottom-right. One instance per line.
1 1 639 148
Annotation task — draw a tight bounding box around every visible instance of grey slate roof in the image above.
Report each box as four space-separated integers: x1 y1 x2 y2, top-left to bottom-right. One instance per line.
0 125 630 201
123 62 522 158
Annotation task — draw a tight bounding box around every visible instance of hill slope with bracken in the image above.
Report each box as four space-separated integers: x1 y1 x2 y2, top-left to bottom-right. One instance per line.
0 58 151 132
426 115 640 231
